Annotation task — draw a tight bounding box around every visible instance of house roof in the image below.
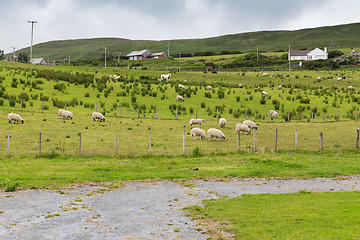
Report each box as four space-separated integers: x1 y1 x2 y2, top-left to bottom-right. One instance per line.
150 52 167 57
125 49 150 57
290 50 311 56
30 58 46 64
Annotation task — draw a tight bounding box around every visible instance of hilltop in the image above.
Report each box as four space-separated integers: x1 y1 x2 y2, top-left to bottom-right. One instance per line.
13 22 360 61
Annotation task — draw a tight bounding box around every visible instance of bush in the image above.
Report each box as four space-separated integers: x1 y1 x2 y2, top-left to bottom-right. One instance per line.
9 99 16 107
18 92 29 101
260 99 266 105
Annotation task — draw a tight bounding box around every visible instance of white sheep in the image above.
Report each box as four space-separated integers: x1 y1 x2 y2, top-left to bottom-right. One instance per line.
190 128 206 140
236 123 251 135
269 110 275 115
178 84 185 89
189 118 206 127
206 86 212 90
61 110 73 119
219 118 226 128
317 76 321 80
271 111 278 118
261 91 268 96
92 112 105 122
207 128 225 141
278 85 282 89
176 95 184 101
184 80 187 83
161 73 171 81
337 77 342 81
348 86 354 90
57 109 64 119
8 113 24 124
262 73 268 76
243 120 257 130
238 83 243 88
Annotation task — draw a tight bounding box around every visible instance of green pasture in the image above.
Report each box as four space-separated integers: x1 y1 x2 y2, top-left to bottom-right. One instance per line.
185 192 360 239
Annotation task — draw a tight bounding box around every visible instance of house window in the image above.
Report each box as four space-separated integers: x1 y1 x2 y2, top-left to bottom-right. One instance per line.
139 56 142 60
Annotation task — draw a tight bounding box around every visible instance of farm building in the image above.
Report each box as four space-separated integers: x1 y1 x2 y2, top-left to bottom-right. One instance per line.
150 52 167 59
30 58 47 65
289 47 328 61
125 50 151 60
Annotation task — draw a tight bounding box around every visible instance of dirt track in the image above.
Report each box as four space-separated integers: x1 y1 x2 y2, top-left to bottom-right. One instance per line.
1 177 360 240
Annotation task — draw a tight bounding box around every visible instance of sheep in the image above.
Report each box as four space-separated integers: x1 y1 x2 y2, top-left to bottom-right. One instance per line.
236 123 251 135
61 110 73 119
57 109 64 119
278 85 282 89
261 91 268 96
317 76 321 80
190 128 206 140
8 113 24 124
262 73 268 76
238 83 243 88
337 77 342 81
207 128 225 141
219 118 226 128
184 80 187 83
206 85 212 90
271 111 278 118
189 118 206 128
178 84 185 89
348 86 354 90
160 73 171 81
92 112 105 122
176 95 184 101
243 120 257 130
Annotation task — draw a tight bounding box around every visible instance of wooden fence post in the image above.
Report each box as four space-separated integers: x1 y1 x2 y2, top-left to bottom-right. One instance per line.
267 112 269 123
120 104 122 117
196 109 198 119
253 128 257 151
20 99 22 111
39 132 41 155
295 130 298 150
138 105 140 118
7 132 10 155
42 100 44 113
245 110 248 120
356 128 359 148
149 132 152 154
79 133 82 154
324 113 326 123
311 112 314 123
114 133 117 155
176 107 178 120
183 130 185 154
356 111 358 121
217 108 219 121
320 132 323 150
275 128 278 151
338 110 340 121
287 111 290 122
155 107 158 119
237 131 240 150
300 112 303 121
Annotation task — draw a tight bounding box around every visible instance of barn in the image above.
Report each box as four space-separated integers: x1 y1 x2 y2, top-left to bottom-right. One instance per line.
125 50 151 60
150 52 167 59
30 58 47 65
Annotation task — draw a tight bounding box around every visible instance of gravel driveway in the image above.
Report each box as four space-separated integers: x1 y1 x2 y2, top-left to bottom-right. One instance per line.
1 177 360 240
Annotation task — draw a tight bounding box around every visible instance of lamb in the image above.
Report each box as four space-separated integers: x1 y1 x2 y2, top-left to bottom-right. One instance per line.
207 128 225 141
317 76 321 80
219 118 226 128
190 128 206 140
271 111 278 118
337 77 342 81
57 109 64 119
278 85 282 89
8 113 24 124
238 83 243 88
92 112 105 122
261 91 268 96
235 123 251 135
189 118 206 128
262 73 268 76
178 84 185 89
243 120 257 130
176 95 184 101
61 110 73 119
206 86 212 90
160 73 171 81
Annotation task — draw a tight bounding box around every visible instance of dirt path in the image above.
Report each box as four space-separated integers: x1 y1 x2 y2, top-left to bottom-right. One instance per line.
1 177 360 240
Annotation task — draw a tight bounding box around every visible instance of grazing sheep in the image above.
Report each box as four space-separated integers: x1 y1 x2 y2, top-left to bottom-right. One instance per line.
8 113 24 124
262 73 268 76
337 77 342 81
61 110 73 119
57 109 64 119
243 120 257 130
178 84 185 89
184 80 187 83
236 123 251 135
271 111 278 118
190 128 206 140
176 95 184 101
261 91 268 96
161 73 171 81
189 118 206 127
206 86 212 90
92 112 105 122
348 86 354 90
278 85 282 89
317 76 321 80
219 118 226 128
207 128 225 141
238 83 243 88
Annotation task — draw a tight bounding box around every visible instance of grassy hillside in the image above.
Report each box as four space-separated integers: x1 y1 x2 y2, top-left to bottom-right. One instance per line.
13 22 360 61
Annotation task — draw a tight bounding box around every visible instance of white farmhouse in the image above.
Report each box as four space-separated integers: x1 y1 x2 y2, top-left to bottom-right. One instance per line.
30 58 47 65
289 47 328 61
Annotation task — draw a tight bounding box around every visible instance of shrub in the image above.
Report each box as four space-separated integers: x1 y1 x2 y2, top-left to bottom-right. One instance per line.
9 99 16 107
260 99 266 105
85 92 90 97
18 92 29 101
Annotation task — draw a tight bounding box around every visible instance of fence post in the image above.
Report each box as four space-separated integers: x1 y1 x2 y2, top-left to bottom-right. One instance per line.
311 112 314 123
137 105 140 118
183 130 185 154
155 107 158 119
42 100 44 113
320 132 323 150
356 111 358 121
39 132 42 155
196 109 198 119
356 128 359 148
300 112 303 121
149 132 152 154
79 133 82 154
287 111 290 122
20 99 22 111
96 103 98 112
217 108 219 121
295 130 298 150
114 133 117 155
324 113 326 123
275 128 278 151
253 128 257 151
245 110 248 120
338 110 340 121
176 107 178 120
237 131 240 150
267 112 269 123
120 104 122 117
7 132 10 155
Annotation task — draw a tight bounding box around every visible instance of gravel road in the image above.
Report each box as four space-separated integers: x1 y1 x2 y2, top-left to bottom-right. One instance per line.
1 177 360 240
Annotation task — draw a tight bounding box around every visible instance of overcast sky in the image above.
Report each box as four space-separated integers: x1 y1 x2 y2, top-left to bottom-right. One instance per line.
1 0 360 53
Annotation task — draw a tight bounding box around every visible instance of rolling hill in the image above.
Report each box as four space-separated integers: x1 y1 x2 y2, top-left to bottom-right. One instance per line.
13 22 360 61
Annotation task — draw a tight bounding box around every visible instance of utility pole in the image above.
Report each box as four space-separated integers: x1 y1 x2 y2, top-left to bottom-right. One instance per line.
11 47 16 62
103 47 107 68
118 52 121 63
68 56 70 65
256 48 259 62
179 51 181 64
28 20 38 63
288 44 291 73
168 41 170 57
